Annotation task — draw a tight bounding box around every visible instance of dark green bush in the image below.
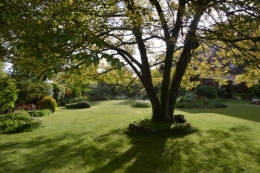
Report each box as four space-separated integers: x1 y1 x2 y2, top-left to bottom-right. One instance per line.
207 101 227 109
175 102 193 108
0 110 41 133
197 85 217 99
60 97 86 106
176 97 186 104
175 97 227 109
249 84 260 97
37 96 57 112
27 109 52 117
65 101 91 109
223 86 233 98
240 93 251 100
52 83 65 102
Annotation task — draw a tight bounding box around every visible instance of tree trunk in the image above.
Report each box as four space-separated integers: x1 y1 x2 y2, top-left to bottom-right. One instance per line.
169 5 205 117
159 47 174 122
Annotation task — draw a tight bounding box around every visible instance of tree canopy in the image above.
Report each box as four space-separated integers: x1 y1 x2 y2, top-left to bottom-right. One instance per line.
1 0 259 122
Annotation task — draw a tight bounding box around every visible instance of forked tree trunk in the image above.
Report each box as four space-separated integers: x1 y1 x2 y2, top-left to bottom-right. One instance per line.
149 5 205 123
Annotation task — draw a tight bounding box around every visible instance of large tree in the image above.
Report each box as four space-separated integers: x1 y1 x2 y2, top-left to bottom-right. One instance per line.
1 0 259 122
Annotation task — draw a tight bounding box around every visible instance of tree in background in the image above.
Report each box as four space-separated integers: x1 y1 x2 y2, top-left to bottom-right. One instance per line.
1 0 259 122
15 80 53 105
0 77 19 112
52 82 65 102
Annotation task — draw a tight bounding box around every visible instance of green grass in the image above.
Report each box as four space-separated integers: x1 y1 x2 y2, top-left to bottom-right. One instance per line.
0 99 260 173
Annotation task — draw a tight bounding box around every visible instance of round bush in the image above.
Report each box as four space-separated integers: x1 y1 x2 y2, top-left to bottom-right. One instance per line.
132 100 151 108
65 101 91 109
0 110 41 133
37 96 57 112
197 85 217 99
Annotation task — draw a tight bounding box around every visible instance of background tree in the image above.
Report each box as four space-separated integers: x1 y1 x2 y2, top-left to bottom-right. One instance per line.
0 77 19 112
0 62 7 78
1 0 259 122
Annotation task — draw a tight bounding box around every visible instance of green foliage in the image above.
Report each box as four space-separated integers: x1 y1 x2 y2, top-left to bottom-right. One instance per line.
0 110 41 133
27 109 52 117
65 101 91 109
15 80 53 105
130 118 197 135
60 97 86 106
1 0 259 122
176 92 197 108
197 85 217 99
0 62 7 78
132 100 151 108
37 96 57 112
52 82 65 102
240 93 252 100
175 94 227 109
249 84 260 97
0 77 19 112
175 102 193 108
1 100 260 172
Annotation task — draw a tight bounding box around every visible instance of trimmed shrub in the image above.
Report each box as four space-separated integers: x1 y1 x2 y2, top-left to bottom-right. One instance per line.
37 96 57 112
60 97 86 106
207 101 227 109
27 109 52 117
132 100 151 108
65 101 91 109
197 85 217 99
248 84 260 97
0 110 41 133
175 102 193 108
175 97 227 109
240 93 251 100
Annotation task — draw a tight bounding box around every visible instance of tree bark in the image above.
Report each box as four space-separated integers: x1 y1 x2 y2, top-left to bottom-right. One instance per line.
169 3 206 118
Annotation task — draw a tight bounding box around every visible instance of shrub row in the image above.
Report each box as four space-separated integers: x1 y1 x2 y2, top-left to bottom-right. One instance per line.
176 93 227 109
0 111 41 134
27 109 52 117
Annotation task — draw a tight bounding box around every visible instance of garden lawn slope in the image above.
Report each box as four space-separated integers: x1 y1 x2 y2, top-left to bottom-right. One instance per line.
0 100 260 173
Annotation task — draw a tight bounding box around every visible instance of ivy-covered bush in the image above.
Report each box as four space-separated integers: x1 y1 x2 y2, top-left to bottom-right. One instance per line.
197 85 217 99
65 101 91 109
27 109 52 117
0 110 41 134
37 96 57 112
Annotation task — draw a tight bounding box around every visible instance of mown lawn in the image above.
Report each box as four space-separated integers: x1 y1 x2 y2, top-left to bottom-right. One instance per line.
0 99 260 173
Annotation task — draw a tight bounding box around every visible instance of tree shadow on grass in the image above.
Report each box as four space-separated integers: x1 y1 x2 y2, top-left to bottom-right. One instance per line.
0 132 91 173
0 125 191 173
1 124 259 173
90 126 194 173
